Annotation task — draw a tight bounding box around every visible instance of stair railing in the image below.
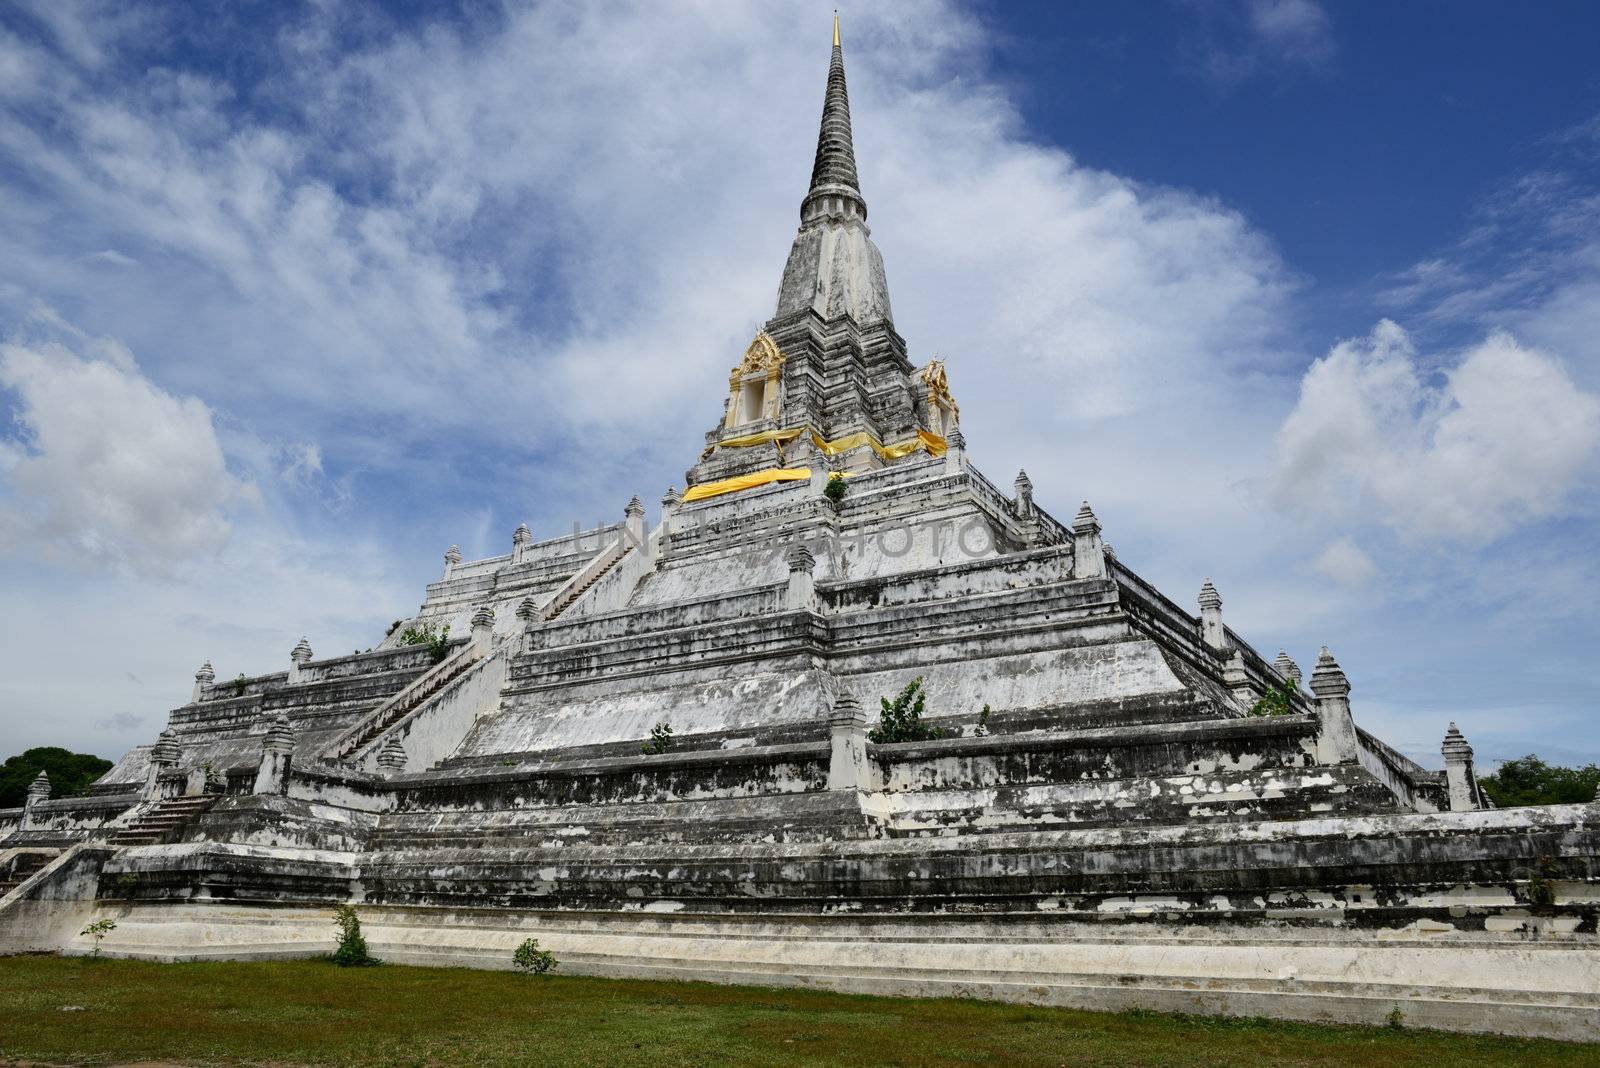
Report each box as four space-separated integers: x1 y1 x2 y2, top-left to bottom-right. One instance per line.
321 640 485 763
538 537 629 622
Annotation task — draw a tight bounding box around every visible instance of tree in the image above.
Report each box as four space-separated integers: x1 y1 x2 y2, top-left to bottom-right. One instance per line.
1478 755 1600 808
0 748 113 808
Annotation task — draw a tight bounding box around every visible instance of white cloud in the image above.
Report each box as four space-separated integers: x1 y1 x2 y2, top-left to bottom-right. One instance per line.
1311 537 1377 586
0 329 255 575
1272 320 1600 543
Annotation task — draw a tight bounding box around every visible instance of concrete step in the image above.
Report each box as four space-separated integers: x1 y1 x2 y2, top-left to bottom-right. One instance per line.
109 797 219 846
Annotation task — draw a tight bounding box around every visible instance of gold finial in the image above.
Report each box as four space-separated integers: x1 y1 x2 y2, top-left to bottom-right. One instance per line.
833 12 841 48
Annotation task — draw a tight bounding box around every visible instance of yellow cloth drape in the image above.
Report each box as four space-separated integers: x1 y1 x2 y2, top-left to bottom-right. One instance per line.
810 428 946 460
686 428 948 502
716 428 805 450
680 467 813 503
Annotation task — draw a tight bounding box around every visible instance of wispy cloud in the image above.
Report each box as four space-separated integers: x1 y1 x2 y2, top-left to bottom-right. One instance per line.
1185 0 1336 86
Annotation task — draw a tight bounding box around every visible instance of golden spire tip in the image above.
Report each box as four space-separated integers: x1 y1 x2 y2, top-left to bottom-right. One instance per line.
833 12 841 48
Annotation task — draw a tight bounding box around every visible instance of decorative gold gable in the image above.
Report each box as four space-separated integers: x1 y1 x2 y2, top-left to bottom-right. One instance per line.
919 359 959 436
730 331 785 382
724 331 785 427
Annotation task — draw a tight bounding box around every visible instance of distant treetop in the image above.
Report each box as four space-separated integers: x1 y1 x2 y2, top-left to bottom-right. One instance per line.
0 747 114 808
1477 755 1600 808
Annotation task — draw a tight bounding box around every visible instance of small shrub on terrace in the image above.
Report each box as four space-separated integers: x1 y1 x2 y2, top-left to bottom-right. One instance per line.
331 904 380 967
642 721 674 755
1248 677 1298 717
397 621 452 664
1525 855 1560 913
868 678 945 744
512 937 559 975
823 472 848 505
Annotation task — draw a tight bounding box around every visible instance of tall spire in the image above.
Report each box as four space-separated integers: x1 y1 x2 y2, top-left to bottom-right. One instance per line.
772 17 892 325
802 16 866 224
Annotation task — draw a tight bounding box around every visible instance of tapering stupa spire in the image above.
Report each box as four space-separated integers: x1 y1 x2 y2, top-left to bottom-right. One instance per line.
774 18 892 326
802 16 866 224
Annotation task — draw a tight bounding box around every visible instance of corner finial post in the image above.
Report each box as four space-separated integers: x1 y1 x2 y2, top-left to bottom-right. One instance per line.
1309 646 1358 763
1071 501 1105 579
1198 580 1227 652
1441 722 1481 811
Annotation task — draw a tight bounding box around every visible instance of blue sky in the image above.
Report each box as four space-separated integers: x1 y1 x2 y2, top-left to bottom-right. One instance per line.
0 0 1597 772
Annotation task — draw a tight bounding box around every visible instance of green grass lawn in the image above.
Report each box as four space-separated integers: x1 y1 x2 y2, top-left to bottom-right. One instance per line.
1 955 1596 1068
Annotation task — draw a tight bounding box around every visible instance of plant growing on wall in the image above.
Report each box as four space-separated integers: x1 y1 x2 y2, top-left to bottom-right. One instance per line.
511 937 559 974
80 918 116 957
1524 855 1560 914
642 722 674 755
397 621 452 664
331 904 380 967
1247 677 1298 717
199 760 225 794
869 678 945 744
823 471 848 505
974 704 992 737
232 674 247 697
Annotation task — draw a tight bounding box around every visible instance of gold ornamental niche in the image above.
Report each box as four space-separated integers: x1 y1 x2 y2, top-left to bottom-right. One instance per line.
919 359 959 437
724 330 785 428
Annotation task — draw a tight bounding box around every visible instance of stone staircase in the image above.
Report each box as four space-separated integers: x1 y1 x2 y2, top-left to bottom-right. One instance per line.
325 642 486 762
540 542 631 621
108 796 217 847
0 850 55 896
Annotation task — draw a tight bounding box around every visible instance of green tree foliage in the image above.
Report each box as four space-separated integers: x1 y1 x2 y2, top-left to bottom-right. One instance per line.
868 678 945 744
1478 755 1600 808
0 748 113 808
